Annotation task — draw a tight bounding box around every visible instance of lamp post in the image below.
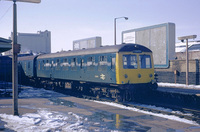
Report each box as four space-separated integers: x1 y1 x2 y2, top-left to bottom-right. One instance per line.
178 35 197 85
6 0 41 116
114 17 128 45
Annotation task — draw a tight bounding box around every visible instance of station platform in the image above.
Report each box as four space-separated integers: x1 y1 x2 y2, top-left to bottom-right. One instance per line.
157 83 200 96
0 37 12 53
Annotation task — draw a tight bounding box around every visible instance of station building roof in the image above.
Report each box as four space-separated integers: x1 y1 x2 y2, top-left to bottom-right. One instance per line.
0 37 12 53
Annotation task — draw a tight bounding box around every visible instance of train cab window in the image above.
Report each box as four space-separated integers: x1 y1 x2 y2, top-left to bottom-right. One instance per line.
123 55 137 69
139 55 152 69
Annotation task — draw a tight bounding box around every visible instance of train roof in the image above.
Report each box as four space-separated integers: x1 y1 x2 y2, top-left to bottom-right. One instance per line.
18 55 38 61
37 43 152 59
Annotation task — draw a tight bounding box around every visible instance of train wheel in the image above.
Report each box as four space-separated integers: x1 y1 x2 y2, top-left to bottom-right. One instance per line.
125 91 132 101
115 94 122 102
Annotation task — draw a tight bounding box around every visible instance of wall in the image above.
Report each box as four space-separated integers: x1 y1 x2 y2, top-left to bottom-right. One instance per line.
155 59 200 85
176 51 200 60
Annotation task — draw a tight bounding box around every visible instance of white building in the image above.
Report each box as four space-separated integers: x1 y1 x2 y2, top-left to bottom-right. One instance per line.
176 40 200 52
4 30 51 55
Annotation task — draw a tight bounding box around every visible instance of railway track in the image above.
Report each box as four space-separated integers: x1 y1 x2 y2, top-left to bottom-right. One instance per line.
48 85 200 125
81 94 200 125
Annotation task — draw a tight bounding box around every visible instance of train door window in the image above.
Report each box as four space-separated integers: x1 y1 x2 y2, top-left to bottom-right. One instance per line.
51 60 54 69
24 62 27 71
139 55 152 69
56 59 60 70
63 58 69 70
71 58 77 71
111 57 116 70
98 56 107 71
87 56 95 71
80 59 84 69
42 60 45 70
46 60 49 70
38 61 40 70
28 62 31 70
123 55 137 69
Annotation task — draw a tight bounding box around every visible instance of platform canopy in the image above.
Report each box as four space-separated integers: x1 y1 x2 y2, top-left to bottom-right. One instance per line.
0 37 12 53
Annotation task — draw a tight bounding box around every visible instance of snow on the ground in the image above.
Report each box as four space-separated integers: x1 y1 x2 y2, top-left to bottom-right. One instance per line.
133 103 193 116
0 85 199 132
92 100 199 126
18 86 67 98
158 82 200 89
0 109 88 132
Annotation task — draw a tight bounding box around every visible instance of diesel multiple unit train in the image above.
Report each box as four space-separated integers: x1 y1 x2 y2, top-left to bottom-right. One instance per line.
17 43 157 101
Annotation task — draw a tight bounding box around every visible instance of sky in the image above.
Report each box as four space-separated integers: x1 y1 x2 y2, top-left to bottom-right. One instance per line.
0 0 200 53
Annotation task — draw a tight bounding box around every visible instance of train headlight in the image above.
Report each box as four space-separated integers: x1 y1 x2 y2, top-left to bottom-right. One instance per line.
124 74 128 78
149 74 153 78
138 74 141 78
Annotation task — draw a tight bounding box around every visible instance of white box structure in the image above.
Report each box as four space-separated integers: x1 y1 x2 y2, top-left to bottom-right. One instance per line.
73 37 101 50
122 23 175 68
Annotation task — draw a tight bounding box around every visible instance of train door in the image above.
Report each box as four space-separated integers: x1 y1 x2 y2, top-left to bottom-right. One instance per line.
50 59 54 79
80 58 85 80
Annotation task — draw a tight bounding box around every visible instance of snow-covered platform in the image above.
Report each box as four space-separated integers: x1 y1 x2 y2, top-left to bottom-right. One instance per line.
158 83 200 96
0 86 200 131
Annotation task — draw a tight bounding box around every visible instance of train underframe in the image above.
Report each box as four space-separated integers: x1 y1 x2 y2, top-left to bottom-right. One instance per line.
24 77 157 102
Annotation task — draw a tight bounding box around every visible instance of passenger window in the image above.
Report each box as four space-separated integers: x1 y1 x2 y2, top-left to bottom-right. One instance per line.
63 58 69 70
98 56 107 71
87 56 95 71
123 55 137 69
139 55 152 69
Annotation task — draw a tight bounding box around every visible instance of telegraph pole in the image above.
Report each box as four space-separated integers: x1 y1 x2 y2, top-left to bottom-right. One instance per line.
6 0 41 116
12 0 19 116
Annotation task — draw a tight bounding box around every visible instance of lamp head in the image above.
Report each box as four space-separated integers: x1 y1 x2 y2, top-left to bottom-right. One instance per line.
124 17 128 20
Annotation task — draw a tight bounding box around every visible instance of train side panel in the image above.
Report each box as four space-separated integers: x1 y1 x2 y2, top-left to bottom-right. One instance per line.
0 56 12 82
18 56 37 78
37 53 117 84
